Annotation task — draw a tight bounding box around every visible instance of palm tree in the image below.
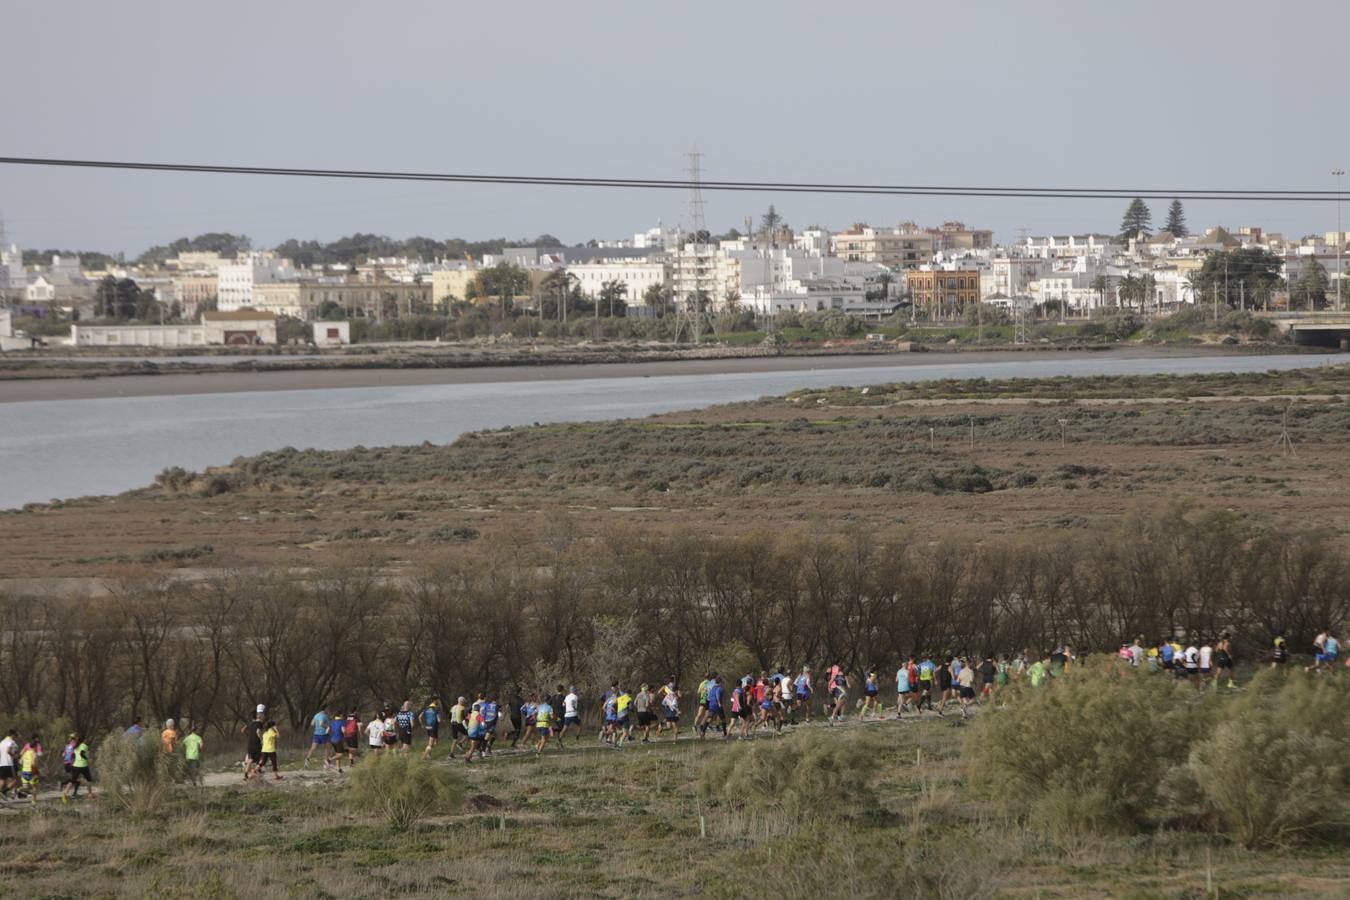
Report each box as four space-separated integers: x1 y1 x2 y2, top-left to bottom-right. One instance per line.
1089 274 1112 310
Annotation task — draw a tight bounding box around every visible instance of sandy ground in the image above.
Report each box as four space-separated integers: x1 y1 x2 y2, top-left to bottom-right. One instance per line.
0 346 1276 403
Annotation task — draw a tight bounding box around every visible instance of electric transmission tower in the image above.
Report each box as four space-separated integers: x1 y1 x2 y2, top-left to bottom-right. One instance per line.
675 146 710 344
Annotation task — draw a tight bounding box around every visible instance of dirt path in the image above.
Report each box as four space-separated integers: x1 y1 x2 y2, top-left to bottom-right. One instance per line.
0 708 978 808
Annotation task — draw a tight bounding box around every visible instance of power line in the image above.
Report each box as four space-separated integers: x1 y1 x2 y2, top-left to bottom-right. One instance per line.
0 156 1343 202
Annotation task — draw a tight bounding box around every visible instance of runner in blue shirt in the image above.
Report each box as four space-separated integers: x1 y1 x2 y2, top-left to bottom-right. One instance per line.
699 675 727 738
420 700 441 758
304 707 331 769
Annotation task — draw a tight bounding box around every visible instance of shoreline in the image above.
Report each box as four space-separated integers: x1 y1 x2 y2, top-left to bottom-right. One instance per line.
0 344 1319 403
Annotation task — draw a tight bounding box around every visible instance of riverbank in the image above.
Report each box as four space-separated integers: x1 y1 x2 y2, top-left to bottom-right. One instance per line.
0 343 1326 403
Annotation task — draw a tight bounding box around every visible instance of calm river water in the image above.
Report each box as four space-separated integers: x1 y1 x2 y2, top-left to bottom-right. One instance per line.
0 351 1337 509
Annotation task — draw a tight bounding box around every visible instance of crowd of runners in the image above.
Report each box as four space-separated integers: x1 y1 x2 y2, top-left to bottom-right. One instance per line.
0 628 1339 803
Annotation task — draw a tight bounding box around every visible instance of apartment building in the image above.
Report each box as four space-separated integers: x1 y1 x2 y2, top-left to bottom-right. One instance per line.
929 221 993 251
216 253 298 311
172 273 219 317
831 225 934 269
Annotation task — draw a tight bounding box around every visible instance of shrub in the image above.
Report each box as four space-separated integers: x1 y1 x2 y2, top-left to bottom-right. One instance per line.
347 753 464 832
96 729 185 816
1163 671 1350 848
699 728 882 821
965 660 1200 835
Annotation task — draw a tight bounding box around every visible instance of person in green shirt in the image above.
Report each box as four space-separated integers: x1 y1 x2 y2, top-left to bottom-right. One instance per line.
183 726 204 786
1028 655 1050 688
61 733 94 801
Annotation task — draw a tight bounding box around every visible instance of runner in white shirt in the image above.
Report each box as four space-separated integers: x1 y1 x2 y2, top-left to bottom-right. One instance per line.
1183 644 1202 691
0 729 17 799
365 714 386 752
1198 642 1214 690
557 687 581 747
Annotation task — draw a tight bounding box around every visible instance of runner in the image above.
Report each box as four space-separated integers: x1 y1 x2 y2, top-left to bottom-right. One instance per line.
518 693 538 748
730 678 749 739
794 665 813 722
693 673 712 735
1214 633 1235 689
561 686 582 746
18 735 41 805
59 734 77 803
508 691 526 749
303 706 331 769
978 653 996 703
463 703 487 763
1183 640 1201 690
658 679 680 738
261 719 284 779
480 696 499 756
633 684 656 743
996 654 1011 693
601 686 619 746
700 675 727 739
448 697 469 755
827 665 848 725
778 667 796 725
550 685 567 742
615 685 633 745
1307 628 1339 672
916 656 937 713
957 658 977 718
381 709 399 752
860 667 881 720
66 733 94 799
1129 637 1145 668
395 701 417 754
420 700 441 757
1271 635 1289 669
343 713 360 764
1198 640 1214 690
244 716 263 781
895 656 913 716
935 657 954 714
534 694 554 753
328 713 346 771
0 728 17 799
366 711 386 755
1028 654 1049 688
183 726 204 786
161 719 179 755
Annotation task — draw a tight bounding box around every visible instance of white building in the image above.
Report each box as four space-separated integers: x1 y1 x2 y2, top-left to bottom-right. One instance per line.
71 322 206 348
1021 234 1119 260
311 320 350 346
633 225 681 250
742 276 896 319
216 254 298 311
671 243 741 310
982 257 1049 299
567 260 669 305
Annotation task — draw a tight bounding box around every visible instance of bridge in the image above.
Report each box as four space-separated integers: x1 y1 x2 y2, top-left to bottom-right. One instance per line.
1254 312 1350 349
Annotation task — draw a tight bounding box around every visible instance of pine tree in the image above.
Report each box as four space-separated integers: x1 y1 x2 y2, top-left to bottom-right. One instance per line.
1164 199 1188 237
1119 198 1153 240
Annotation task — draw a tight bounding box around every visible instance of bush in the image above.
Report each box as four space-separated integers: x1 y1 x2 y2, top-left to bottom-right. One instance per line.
965 660 1200 835
699 728 882 821
347 752 464 831
96 729 185 816
1163 671 1350 848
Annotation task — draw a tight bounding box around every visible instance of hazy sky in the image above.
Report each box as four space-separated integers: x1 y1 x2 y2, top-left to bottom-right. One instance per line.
4 0 1348 255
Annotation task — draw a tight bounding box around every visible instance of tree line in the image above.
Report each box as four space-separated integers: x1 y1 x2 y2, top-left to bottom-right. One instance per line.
1 508 1343 739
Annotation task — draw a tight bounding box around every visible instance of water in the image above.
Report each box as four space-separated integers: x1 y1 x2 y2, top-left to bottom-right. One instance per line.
0 352 1335 509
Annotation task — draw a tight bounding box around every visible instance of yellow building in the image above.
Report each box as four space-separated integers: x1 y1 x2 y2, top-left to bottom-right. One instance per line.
171 273 219 317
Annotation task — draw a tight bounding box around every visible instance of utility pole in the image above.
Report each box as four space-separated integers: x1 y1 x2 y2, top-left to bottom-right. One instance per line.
1334 168 1345 312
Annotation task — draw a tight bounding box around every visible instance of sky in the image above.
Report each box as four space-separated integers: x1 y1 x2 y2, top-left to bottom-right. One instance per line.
4 0 1349 256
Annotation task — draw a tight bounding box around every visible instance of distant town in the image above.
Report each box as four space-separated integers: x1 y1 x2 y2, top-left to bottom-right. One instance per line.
0 197 1346 351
